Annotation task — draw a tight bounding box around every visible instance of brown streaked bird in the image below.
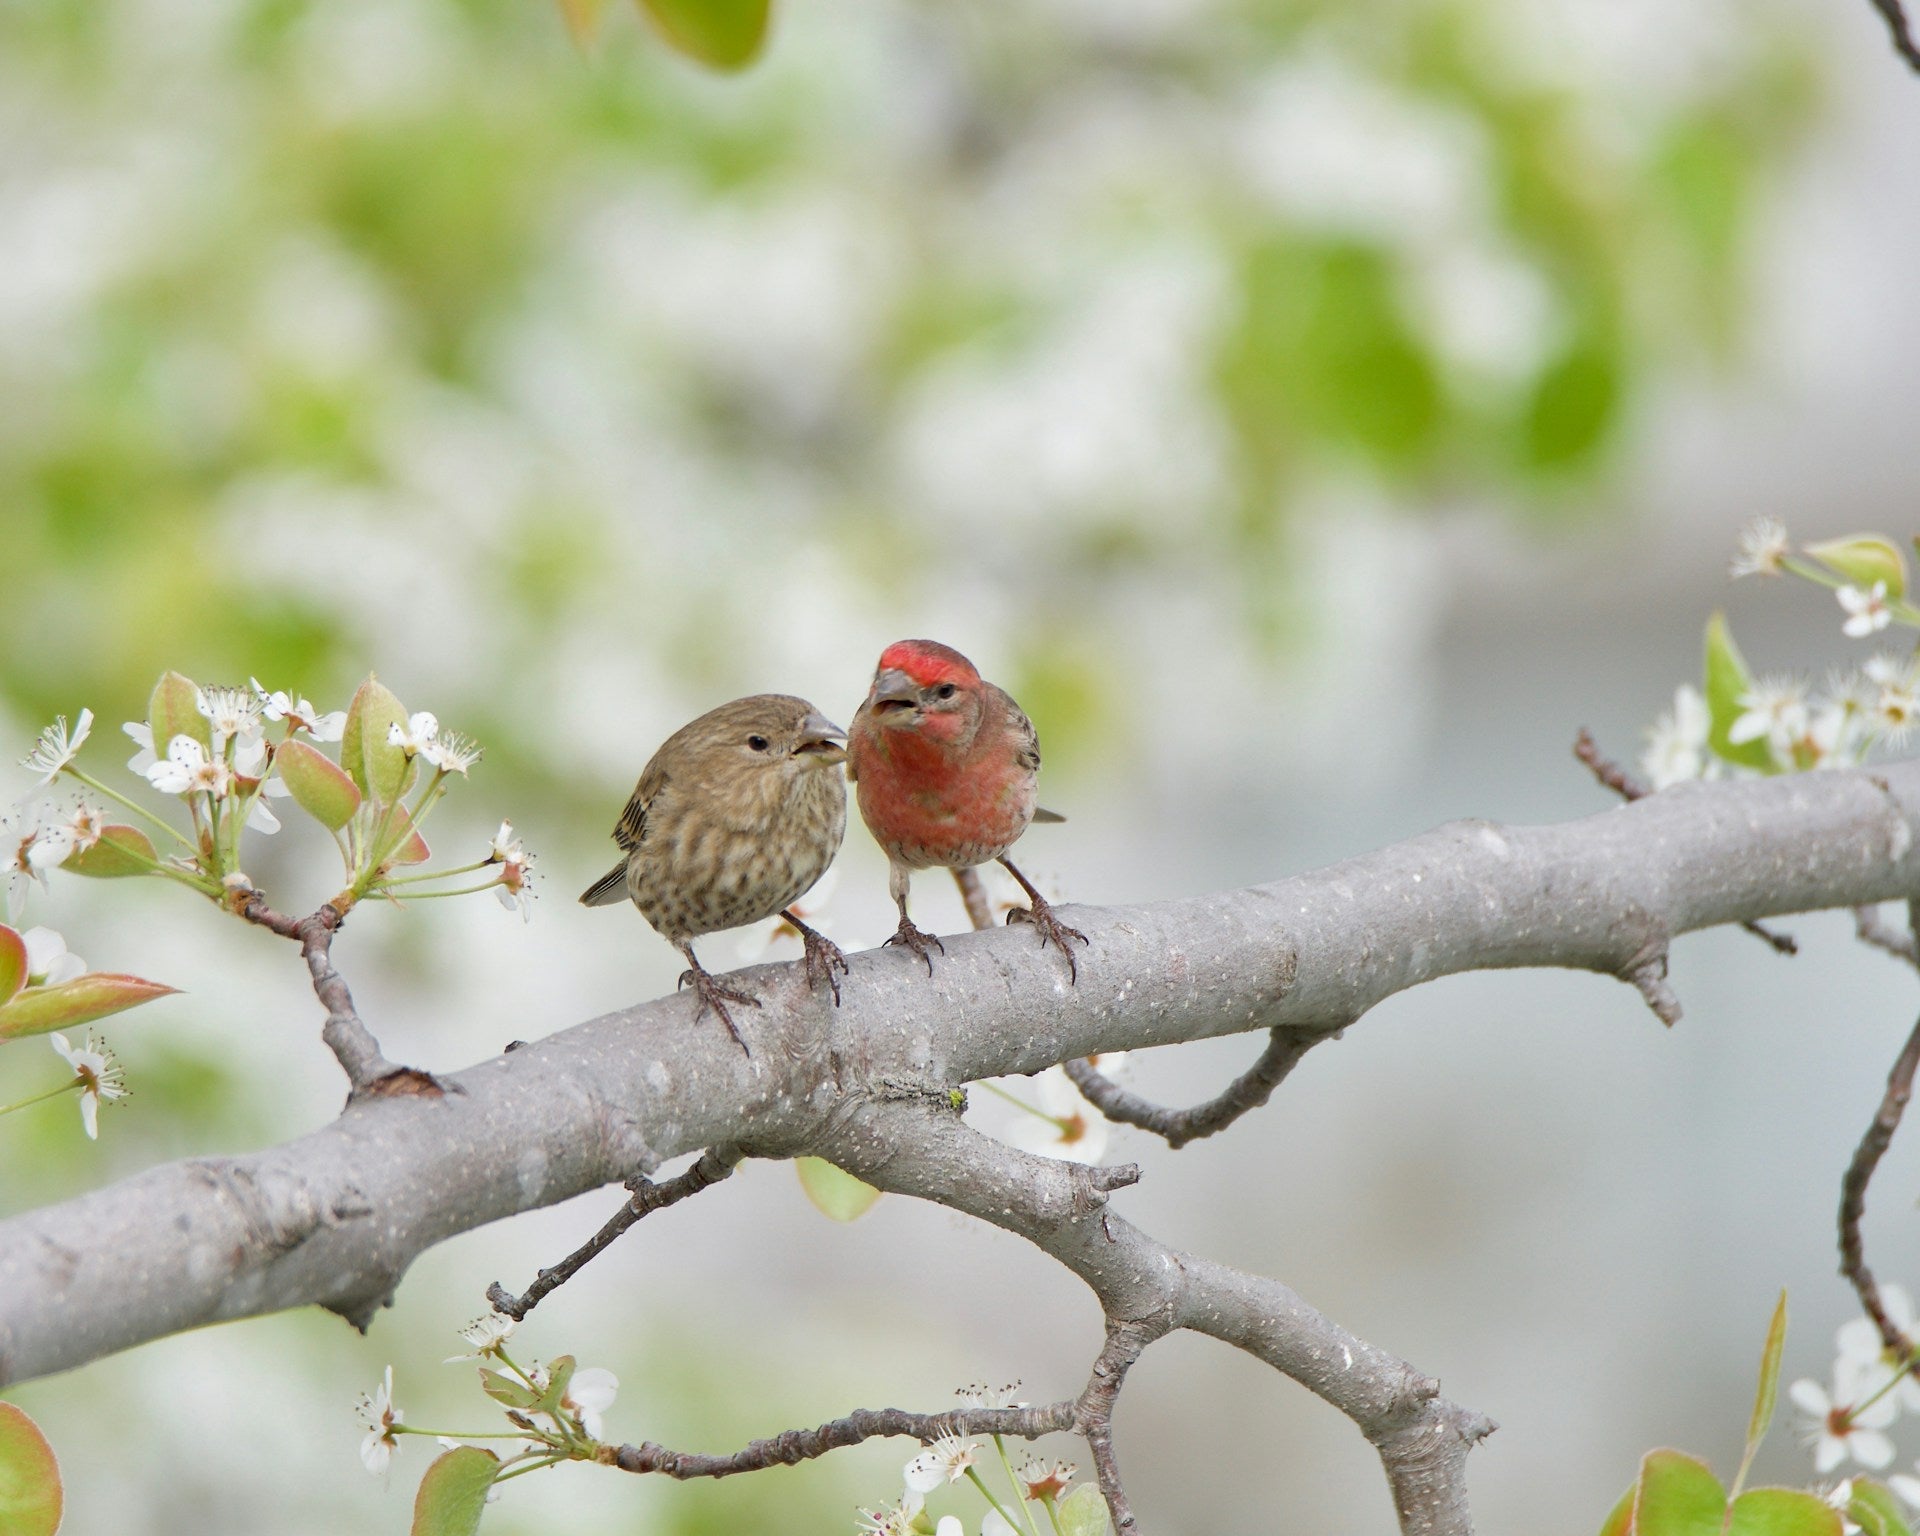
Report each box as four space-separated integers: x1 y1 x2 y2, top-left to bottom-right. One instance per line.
580 694 850 1052
846 639 1086 979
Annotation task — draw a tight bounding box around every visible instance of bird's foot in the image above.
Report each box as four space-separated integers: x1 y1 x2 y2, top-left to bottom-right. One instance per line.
1006 892 1090 983
884 918 946 976
678 966 761 1053
781 912 850 1005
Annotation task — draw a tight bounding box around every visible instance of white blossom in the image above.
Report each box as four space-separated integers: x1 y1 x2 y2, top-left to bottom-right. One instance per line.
1729 676 1810 761
1005 1067 1111 1164
387 712 440 758
1641 684 1714 788
20 709 93 785
251 679 345 740
955 1381 1026 1410
122 721 157 776
904 1436 980 1493
196 685 264 752
1730 517 1791 579
50 1031 128 1141
24 927 86 986
356 1365 403 1474
562 1366 618 1440
1836 1286 1920 1412
1840 583 1894 639
145 736 233 798
445 1311 517 1362
1790 1372 1898 1474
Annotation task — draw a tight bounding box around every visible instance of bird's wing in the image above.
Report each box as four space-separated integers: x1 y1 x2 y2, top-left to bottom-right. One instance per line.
992 685 1042 774
844 700 869 783
611 754 669 852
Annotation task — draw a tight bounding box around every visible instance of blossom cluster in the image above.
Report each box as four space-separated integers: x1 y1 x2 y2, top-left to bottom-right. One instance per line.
13 671 533 917
1793 1285 1920 1507
858 1382 1092 1536
357 1312 617 1483
1641 522 1920 790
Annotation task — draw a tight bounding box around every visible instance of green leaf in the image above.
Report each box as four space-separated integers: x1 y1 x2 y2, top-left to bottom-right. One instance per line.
410 1446 499 1536
0 973 178 1041
1597 1487 1634 1536
386 805 430 866
66 825 158 878
0 1401 63 1536
1726 1487 1843 1536
636 0 771 69
147 670 209 756
276 739 362 831
1057 1482 1111 1536
1704 613 1775 772
536 1356 576 1417
795 1157 882 1222
1744 1290 1788 1468
341 676 410 805
478 1369 537 1410
0 926 26 1008
1850 1482 1913 1536
1633 1449 1726 1536
1805 536 1907 602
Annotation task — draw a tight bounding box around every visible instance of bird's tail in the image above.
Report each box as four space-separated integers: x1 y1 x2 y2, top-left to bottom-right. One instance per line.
1032 808 1066 824
579 862 629 907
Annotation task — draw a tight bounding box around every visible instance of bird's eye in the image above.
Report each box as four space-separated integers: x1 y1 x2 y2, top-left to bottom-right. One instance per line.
934 683 957 700
747 735 770 752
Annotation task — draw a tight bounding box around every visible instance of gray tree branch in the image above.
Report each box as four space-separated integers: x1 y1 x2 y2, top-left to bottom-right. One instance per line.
4 762 1920 1531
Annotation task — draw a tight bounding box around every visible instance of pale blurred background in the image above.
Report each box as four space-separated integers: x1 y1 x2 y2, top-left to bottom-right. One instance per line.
5 0 1920 1529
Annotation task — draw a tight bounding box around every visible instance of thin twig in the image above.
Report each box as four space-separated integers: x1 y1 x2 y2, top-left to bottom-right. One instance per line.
237 894 424 1095
610 1401 1076 1478
1573 729 1796 955
1839 905 1920 1368
1856 905 1920 968
1866 0 1920 71
1072 1317 1162 1532
1062 1028 1330 1149
487 1146 744 1320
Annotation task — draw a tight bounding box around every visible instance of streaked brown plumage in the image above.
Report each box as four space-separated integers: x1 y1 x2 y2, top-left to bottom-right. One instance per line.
847 639 1086 979
581 694 849 1051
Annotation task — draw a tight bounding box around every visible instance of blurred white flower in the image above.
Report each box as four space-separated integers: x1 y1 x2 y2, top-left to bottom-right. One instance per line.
904 1436 980 1493
2 801 42 920
1836 1288 1920 1412
935 1518 963 1536
490 822 535 922
857 1492 924 1536
982 1510 1019 1536
1790 1372 1897 1473
356 1365 403 1474
20 709 92 785
50 1030 127 1141
146 736 233 798
1729 677 1808 759
1006 1067 1111 1164
1731 517 1791 579
24 927 86 986
561 1366 617 1440
1840 583 1893 639
1643 683 1720 787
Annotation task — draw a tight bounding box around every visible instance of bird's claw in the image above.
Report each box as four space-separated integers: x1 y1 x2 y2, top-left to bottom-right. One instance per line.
678 967 761 1053
1007 893 1090 983
799 928 850 1005
884 920 946 976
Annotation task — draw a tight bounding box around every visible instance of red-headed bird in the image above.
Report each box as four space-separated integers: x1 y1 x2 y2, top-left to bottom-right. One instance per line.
581 695 849 1051
847 640 1086 978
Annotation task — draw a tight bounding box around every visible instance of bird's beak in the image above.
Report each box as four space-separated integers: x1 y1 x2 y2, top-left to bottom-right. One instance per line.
796 712 848 765
869 668 919 714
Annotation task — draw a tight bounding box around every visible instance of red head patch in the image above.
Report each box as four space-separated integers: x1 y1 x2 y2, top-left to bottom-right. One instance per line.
877 639 981 688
